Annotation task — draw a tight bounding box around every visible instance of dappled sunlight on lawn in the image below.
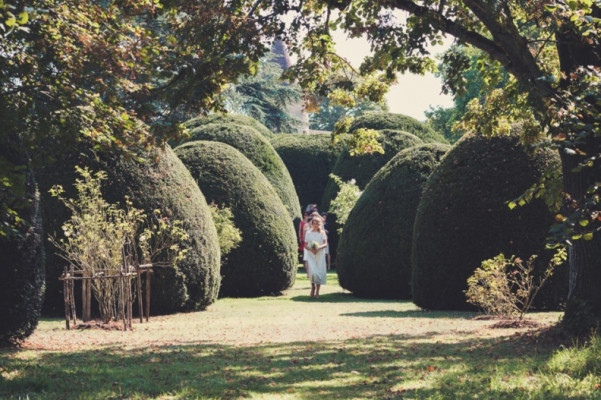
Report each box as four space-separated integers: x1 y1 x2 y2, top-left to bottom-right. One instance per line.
21 269 561 351
2 269 579 400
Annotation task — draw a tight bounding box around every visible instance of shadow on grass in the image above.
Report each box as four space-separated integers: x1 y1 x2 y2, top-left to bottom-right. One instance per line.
339 309 477 319
0 331 573 400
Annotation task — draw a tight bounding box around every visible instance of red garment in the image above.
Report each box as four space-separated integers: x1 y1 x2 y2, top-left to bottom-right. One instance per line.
298 220 307 251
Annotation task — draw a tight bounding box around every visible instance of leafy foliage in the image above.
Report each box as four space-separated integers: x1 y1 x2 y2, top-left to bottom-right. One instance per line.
348 113 447 144
179 122 301 220
40 145 221 316
426 46 511 144
175 140 297 297
222 52 303 133
1 0 283 236
185 113 274 138
411 132 566 311
208 202 242 257
309 96 387 132
49 167 189 323
0 137 44 347
465 249 567 319
336 144 449 299
327 174 361 234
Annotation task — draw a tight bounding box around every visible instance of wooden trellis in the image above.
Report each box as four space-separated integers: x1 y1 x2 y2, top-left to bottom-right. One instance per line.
59 263 153 330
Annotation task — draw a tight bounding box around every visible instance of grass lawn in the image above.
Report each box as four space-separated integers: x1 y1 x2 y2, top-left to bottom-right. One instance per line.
1 268 600 399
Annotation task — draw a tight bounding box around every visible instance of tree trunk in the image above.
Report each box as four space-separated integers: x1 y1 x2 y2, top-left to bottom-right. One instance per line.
560 143 601 332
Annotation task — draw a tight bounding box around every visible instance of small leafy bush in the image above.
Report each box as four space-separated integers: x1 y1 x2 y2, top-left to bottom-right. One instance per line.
328 174 362 234
465 248 566 319
50 167 188 324
208 202 242 257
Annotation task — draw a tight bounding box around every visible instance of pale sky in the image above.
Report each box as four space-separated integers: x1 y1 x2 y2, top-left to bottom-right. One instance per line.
333 34 454 121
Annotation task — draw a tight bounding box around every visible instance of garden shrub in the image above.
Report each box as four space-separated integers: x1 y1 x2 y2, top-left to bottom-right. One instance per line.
39 145 221 316
181 123 301 220
336 144 450 299
270 133 343 208
321 130 424 260
0 137 44 346
175 140 297 297
411 132 566 311
185 113 274 138
349 112 448 144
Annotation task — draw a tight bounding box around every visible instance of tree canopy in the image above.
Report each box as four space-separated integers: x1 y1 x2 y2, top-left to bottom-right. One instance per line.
0 0 281 236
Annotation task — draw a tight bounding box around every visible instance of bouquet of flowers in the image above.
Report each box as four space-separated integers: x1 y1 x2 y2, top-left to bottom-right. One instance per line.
309 241 320 250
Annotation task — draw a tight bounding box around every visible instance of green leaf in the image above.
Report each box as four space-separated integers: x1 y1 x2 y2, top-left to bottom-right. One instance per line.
583 232 594 240
5 15 16 27
17 11 28 25
579 219 589 227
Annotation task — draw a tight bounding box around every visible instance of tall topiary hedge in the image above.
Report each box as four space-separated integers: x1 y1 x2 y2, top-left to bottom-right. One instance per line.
175 140 297 297
411 133 566 311
336 144 450 299
321 130 424 261
39 145 221 316
349 112 448 144
270 133 343 208
0 137 45 346
185 113 274 138
181 123 301 221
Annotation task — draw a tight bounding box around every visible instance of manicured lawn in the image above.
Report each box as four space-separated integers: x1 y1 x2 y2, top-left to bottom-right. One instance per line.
1 268 599 399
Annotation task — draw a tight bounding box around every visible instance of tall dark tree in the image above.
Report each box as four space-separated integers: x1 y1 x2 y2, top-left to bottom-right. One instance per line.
223 51 303 133
274 1 601 333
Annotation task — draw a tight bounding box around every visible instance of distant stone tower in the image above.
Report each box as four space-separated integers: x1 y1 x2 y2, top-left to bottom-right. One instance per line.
270 40 310 134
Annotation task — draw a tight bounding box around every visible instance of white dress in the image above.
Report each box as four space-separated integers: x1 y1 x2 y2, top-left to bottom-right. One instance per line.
305 230 327 285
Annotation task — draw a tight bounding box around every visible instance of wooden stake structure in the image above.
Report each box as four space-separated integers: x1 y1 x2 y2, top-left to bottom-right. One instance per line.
59 263 153 330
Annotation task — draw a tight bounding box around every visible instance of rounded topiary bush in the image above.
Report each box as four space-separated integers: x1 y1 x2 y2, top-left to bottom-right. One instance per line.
181 123 301 221
185 113 274 138
175 140 297 297
349 112 448 144
321 130 424 261
0 138 45 346
336 143 450 299
411 132 565 311
270 133 343 207
39 145 221 316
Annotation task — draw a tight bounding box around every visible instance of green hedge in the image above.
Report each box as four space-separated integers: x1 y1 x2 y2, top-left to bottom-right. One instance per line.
321 130 424 261
175 140 297 297
0 138 44 346
411 133 566 311
270 133 343 208
185 113 274 138
336 144 450 299
349 112 448 144
39 146 221 316
181 123 301 221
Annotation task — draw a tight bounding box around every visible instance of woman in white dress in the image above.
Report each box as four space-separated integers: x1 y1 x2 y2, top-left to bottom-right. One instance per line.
304 215 329 298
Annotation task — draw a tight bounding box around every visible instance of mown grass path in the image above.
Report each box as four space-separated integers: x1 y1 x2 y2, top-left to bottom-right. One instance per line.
2 269 598 399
